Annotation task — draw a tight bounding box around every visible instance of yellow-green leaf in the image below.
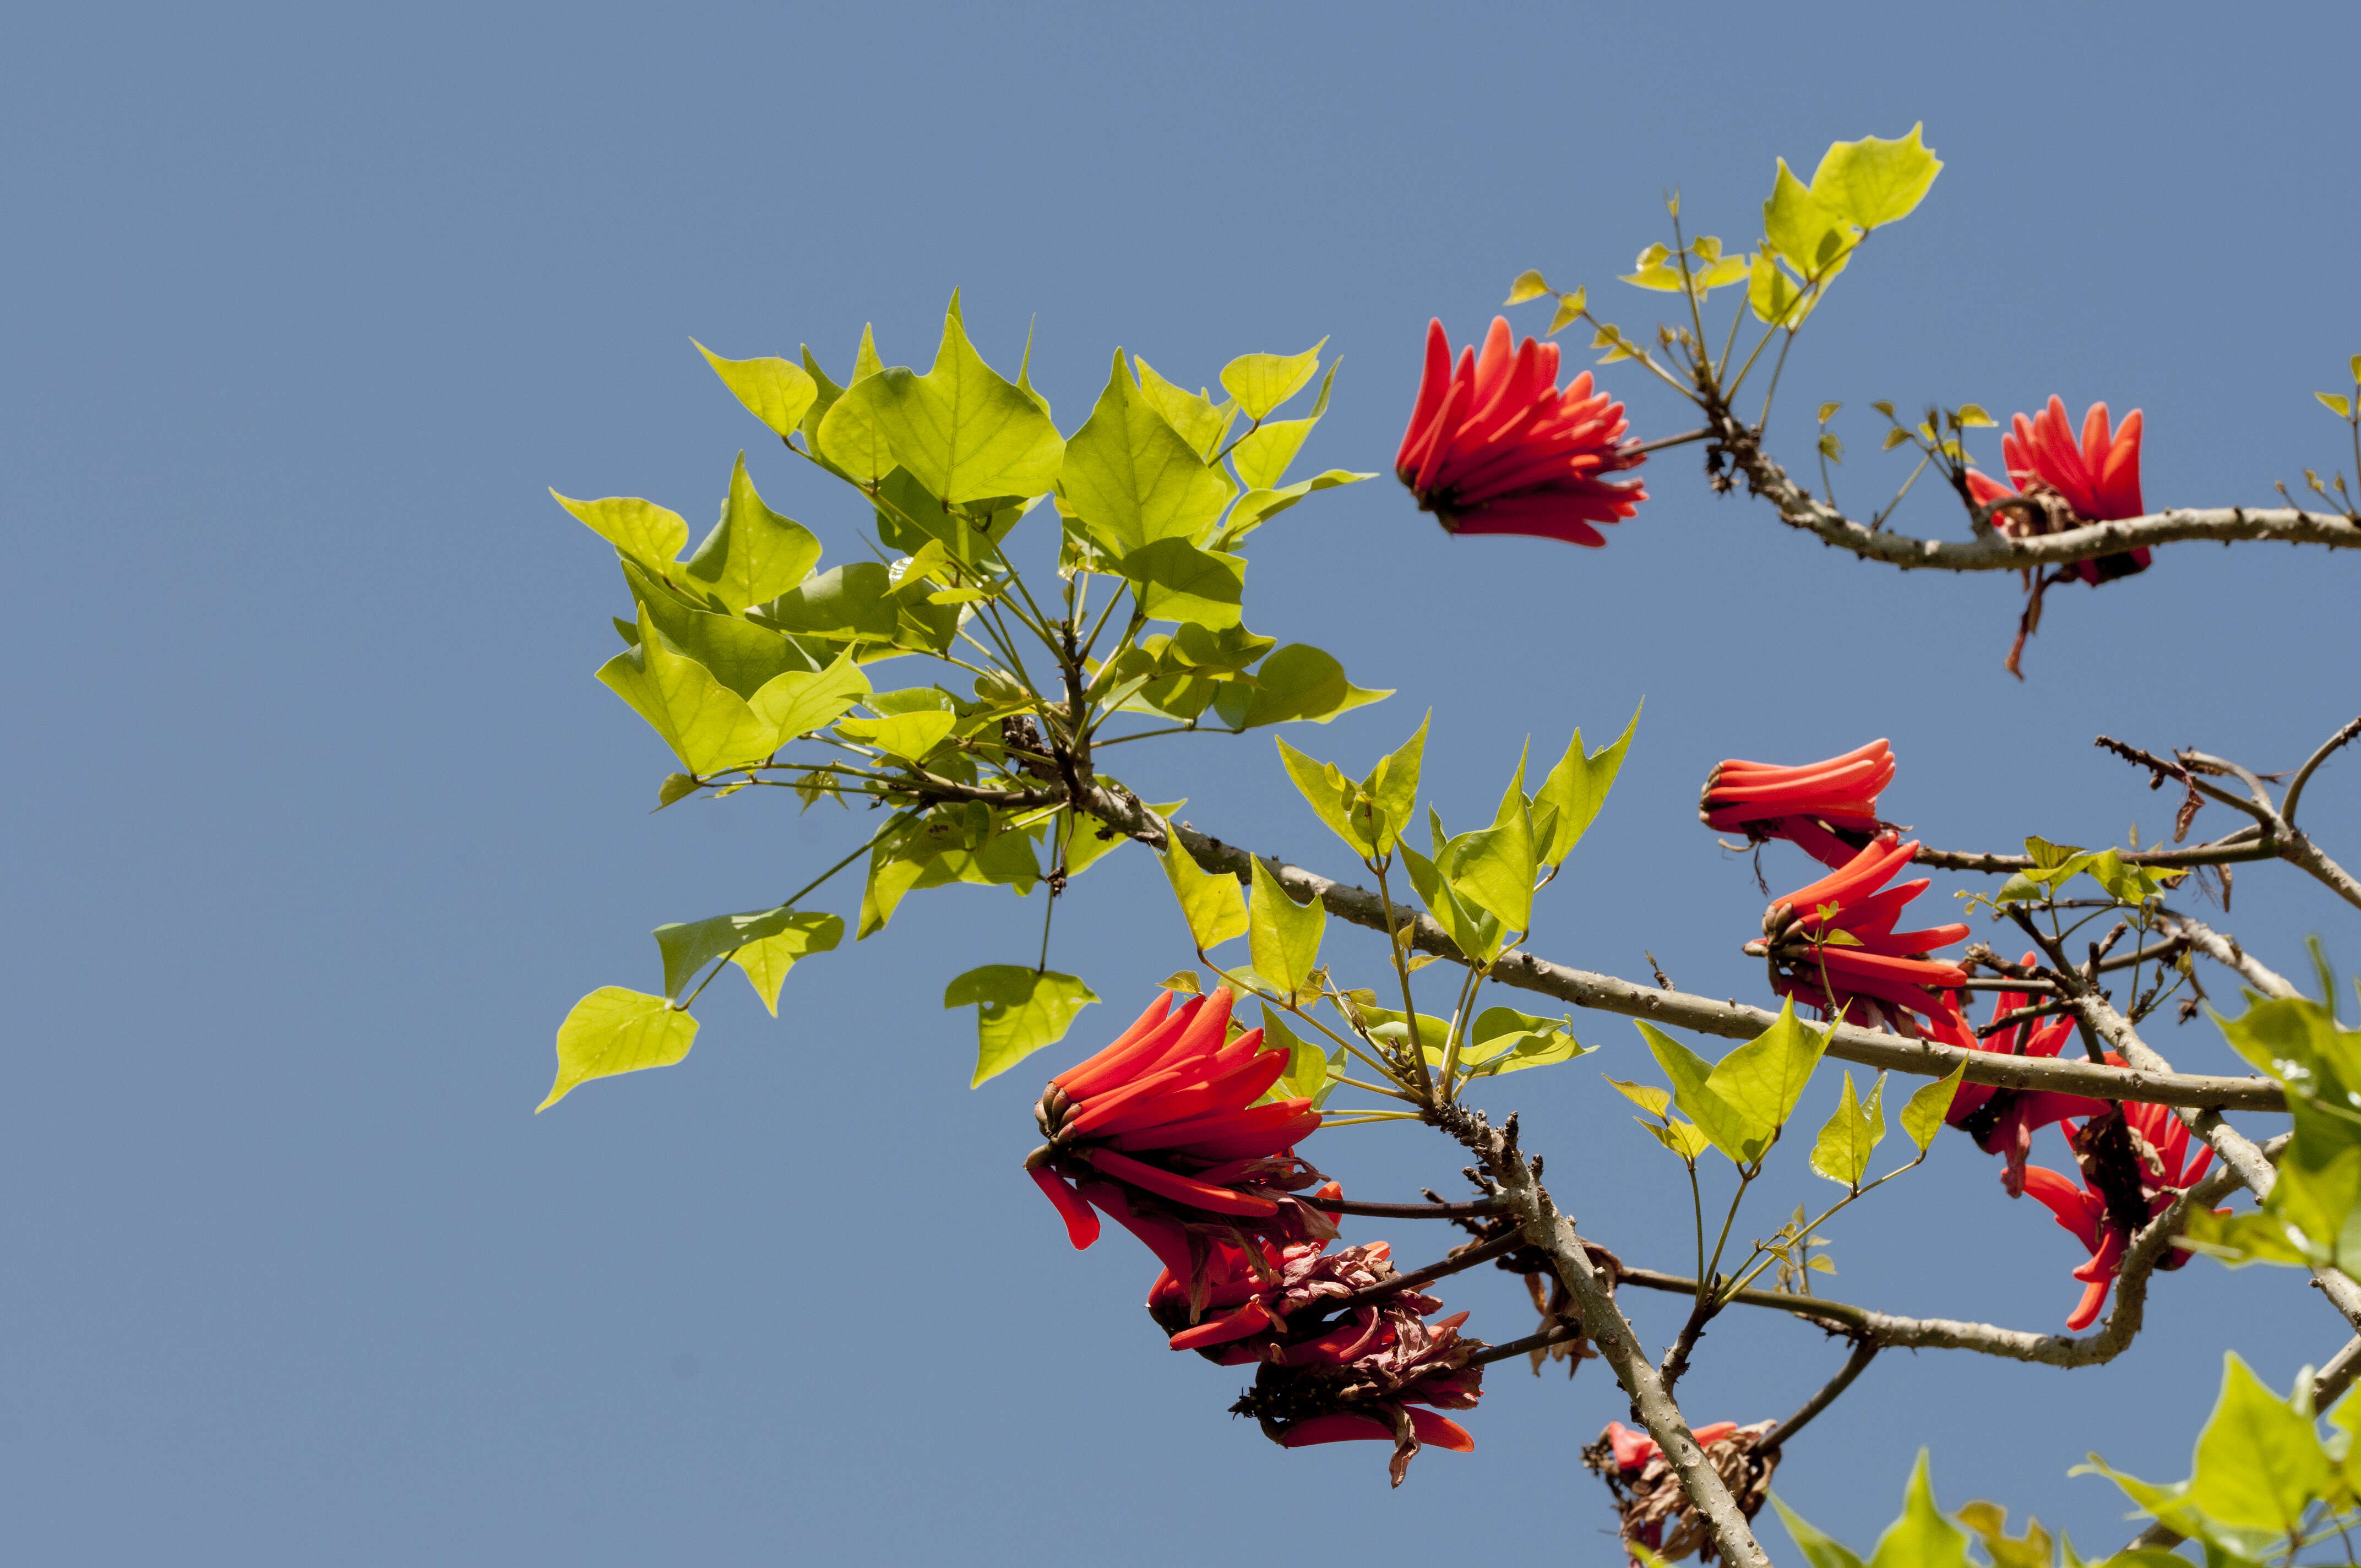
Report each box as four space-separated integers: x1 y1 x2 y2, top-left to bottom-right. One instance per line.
1220 339 1327 422
1810 123 1943 231
553 490 689 574
537 987 699 1112
693 340 819 438
731 913 844 1015
1763 158 1858 282
1132 356 1236 460
681 453 823 612
1062 352 1233 557
1603 1075 1672 1118
946 965 1099 1086
1163 835 1248 949
1900 1063 1966 1152
1248 857 1326 1003
596 603 783 774
847 298 1066 504
1504 269 1551 305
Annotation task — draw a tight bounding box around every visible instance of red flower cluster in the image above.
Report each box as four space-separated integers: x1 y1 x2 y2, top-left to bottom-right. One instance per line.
1965 396 2151 584
1029 991 1490 1484
1932 957 2110 1196
1700 739 1894 869
1396 317 1647 547
1586 1419 1778 1563
1027 988 1333 1304
2023 1100 2216 1330
1747 836 1970 1037
1231 1286 1484 1487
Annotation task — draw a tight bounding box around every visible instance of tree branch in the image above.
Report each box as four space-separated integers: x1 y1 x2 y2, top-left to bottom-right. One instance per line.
1706 410 2361 570
1071 782 2287 1113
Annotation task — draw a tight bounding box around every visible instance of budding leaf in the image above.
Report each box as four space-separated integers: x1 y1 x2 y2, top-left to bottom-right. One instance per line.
1162 835 1248 950
1277 737 1376 857
693 340 819 438
946 965 1100 1087
1504 269 1552 305
538 987 699 1112
1359 712 1429 857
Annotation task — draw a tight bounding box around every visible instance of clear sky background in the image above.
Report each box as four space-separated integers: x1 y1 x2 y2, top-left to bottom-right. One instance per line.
5 3 2359 1563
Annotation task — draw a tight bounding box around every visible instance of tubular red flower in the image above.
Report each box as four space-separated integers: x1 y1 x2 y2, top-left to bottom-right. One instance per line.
1934 954 2112 1196
2021 1098 2219 1330
1965 396 2150 585
1396 318 1647 547
1751 837 1967 1037
1700 741 1894 869
1025 987 1332 1308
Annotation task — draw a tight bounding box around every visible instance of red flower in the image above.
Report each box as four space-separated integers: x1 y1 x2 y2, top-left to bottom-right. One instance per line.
1231 1291 1484 1486
1931 953 2111 1196
1700 739 1894 869
2022 1099 2216 1330
1146 1229 1413 1366
1746 836 1970 1037
1396 317 1647 547
1965 396 2150 585
1026 988 1332 1308
1586 1420 1778 1562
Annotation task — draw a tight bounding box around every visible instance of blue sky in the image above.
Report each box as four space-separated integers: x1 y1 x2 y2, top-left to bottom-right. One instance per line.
4 2 2359 1562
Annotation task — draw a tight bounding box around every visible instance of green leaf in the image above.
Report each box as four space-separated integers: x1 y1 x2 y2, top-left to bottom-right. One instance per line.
1810 124 1943 230
1532 700 1641 868
2185 1354 2332 1533
1763 158 1859 284
813 375 897 486
1248 858 1326 1004
2178 1206 2319 1268
1399 842 1503 966
1213 644 1390 730
1637 1019 1771 1164
693 340 818 438
753 560 904 647
1773 1495 1868 1568
1163 835 1248 949
1220 339 1326 421
835 707 956 762
1867 1452 1968 1568
1265 1006 1332 1106
1361 712 1428 857
1230 363 1335 492
652 906 842 1009
945 965 1100 1087
1221 469 1372 545
1060 352 1233 558
1645 1118 1715 1162
1445 797 1536 932
1954 403 1996 428
1277 737 1377 858
748 650 871 742
1131 356 1235 461
1504 269 1552 305
843 298 1065 505
621 558 822 698
537 987 699 1112
1809 1070 1883 1187
1900 1064 1966 1152
1460 1006 1587 1076
678 453 824 612
1122 537 1247 629
656 772 699 809
1709 998 1830 1134
1603 1075 1672 1118
730 913 844 1015
596 603 785 774
553 490 690 574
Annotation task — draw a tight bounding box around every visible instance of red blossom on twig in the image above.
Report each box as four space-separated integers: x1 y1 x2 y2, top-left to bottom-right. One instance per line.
1932 953 2113 1196
1025 989 1333 1309
1746 836 1970 1037
1396 317 1647 547
1585 1420 1778 1563
2022 1100 2217 1330
1699 739 1895 870
1230 1291 1485 1487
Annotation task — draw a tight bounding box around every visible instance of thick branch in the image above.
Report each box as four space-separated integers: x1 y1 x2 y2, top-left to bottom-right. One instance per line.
1073 784 2286 1113
1709 411 2361 570
1441 1108 1771 1568
2152 911 2302 1000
